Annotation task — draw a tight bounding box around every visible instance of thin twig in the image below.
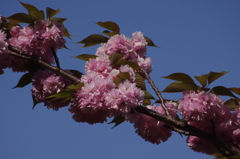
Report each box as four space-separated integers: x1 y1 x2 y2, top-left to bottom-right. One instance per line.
50 47 60 68
141 68 170 116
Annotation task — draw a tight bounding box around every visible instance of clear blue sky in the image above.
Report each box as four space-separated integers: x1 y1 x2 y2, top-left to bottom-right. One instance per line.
1 1 239 159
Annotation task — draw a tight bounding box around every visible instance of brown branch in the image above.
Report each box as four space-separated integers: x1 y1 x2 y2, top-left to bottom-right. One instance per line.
135 106 240 157
8 46 81 84
141 68 170 116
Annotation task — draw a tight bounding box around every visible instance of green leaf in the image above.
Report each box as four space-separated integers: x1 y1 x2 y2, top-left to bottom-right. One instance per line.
96 21 120 33
46 7 60 19
51 17 67 23
143 91 155 99
162 81 198 93
143 99 151 105
67 83 84 90
162 73 194 83
13 72 33 88
46 89 73 101
62 27 71 39
19 1 39 13
76 34 109 47
5 13 34 24
113 72 130 85
32 94 41 110
208 71 228 85
229 87 240 96
117 60 141 70
194 74 208 87
135 73 146 90
74 54 97 61
211 86 237 98
109 53 125 66
29 10 45 20
108 116 125 129
102 30 119 37
224 98 240 111
144 36 159 47
69 70 83 78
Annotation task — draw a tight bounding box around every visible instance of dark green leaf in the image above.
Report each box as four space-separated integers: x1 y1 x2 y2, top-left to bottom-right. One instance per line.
74 54 97 61
224 98 240 111
229 87 240 95
109 53 125 66
46 7 60 19
194 74 208 87
19 1 39 13
113 72 130 85
143 99 151 105
211 86 237 98
51 17 67 23
96 21 120 33
208 71 228 85
5 13 34 24
143 91 155 99
13 72 33 88
144 36 159 47
102 30 119 37
117 60 141 70
108 115 125 129
162 81 198 93
29 10 45 20
162 73 194 83
32 93 41 110
135 73 146 90
69 70 83 78
76 34 109 47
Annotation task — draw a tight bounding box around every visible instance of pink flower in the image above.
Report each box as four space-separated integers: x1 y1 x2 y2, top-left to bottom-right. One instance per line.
0 30 11 74
133 102 177 144
131 31 147 57
32 70 71 110
178 91 230 123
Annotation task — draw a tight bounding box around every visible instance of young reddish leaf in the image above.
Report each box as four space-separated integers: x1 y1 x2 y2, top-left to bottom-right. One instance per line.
76 34 109 47
143 91 155 99
69 70 84 78
162 73 194 83
162 81 198 93
74 54 97 61
211 86 238 98
19 1 39 13
144 36 159 47
229 87 240 96
143 99 151 105
135 73 146 90
117 60 141 70
102 30 119 37
194 74 208 87
109 53 125 66
208 71 228 85
96 21 120 33
13 72 33 89
108 115 125 129
5 13 34 24
46 7 60 19
32 94 41 110
224 98 240 111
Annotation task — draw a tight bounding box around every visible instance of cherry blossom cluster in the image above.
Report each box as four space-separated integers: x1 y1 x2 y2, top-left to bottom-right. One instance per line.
178 90 240 154
69 32 151 124
0 17 66 73
32 70 72 110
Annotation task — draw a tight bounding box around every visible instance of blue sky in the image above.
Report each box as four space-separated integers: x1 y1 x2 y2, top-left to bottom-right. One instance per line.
1 0 239 159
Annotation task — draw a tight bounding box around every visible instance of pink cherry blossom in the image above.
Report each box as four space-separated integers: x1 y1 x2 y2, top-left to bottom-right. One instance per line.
0 30 11 74
32 70 71 110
